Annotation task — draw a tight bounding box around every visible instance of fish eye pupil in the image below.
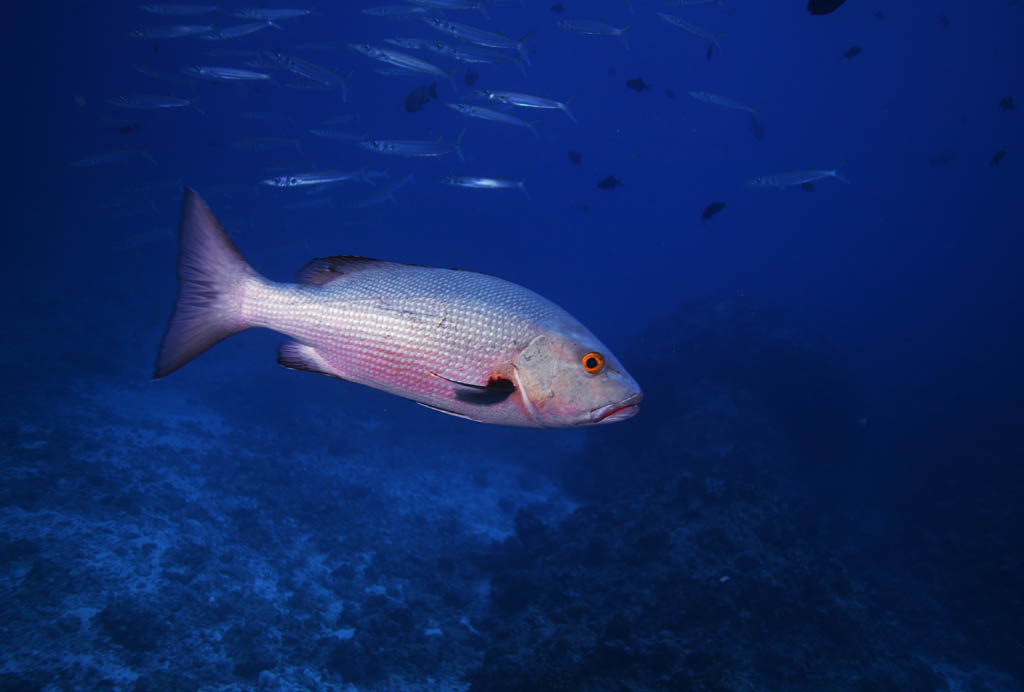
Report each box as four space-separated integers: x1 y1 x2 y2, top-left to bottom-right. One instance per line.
582 352 604 373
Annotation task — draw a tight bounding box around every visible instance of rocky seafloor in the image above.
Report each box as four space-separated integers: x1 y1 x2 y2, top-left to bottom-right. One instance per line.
2 296 1020 692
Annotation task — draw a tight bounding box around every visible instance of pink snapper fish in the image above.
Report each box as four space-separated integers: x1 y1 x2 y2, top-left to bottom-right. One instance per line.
154 189 642 427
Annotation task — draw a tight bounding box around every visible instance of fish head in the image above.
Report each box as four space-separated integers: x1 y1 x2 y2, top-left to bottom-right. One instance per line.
512 326 642 427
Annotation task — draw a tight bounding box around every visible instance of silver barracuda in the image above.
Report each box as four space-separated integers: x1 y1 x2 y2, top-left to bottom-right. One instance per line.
128 24 213 38
657 13 723 56
358 132 464 160
438 175 529 199
746 169 849 189
348 43 451 84
183 66 272 80
556 19 631 48
689 90 763 139
155 190 642 427
260 170 382 187
138 4 218 15
231 8 311 20
420 16 532 65
474 89 576 122
446 103 539 138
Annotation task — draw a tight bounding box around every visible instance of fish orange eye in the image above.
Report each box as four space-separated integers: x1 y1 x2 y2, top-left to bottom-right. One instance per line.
581 352 605 374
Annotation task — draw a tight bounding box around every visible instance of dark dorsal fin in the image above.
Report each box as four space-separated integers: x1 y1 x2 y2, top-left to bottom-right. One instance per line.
296 255 396 285
432 372 516 405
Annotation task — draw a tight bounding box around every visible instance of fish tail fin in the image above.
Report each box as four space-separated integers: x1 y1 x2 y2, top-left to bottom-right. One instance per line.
528 120 541 140
562 95 578 123
341 69 354 103
455 128 466 161
834 170 850 184
268 20 284 30
154 189 260 379
749 112 765 140
513 55 528 78
518 179 531 201
357 165 375 186
620 25 632 50
478 4 490 19
517 30 536 66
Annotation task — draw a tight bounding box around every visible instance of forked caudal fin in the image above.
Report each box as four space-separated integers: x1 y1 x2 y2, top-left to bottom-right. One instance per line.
153 188 260 379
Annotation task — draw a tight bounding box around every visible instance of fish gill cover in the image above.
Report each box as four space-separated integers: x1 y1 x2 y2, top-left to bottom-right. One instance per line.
2 2 1023 692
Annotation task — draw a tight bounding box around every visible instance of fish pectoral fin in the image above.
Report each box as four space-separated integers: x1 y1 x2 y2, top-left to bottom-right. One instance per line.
431 372 516 405
277 341 343 379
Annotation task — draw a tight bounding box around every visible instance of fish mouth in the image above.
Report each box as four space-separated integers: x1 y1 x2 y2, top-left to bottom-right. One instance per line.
591 392 643 424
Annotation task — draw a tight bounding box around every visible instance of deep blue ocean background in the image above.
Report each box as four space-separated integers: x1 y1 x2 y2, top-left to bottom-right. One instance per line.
3 1 1023 690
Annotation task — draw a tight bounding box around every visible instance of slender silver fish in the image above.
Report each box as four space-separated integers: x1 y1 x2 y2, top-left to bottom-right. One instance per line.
261 170 382 187
438 176 529 199
474 89 576 122
199 21 280 40
358 133 464 160
308 128 364 141
420 17 531 65
362 5 434 17
70 149 158 167
407 0 489 17
657 13 722 55
154 189 642 427
351 173 414 207
108 94 196 109
232 8 311 20
556 19 631 49
446 103 539 139
349 43 451 84
746 169 849 188
138 4 218 15
689 91 763 139
263 51 352 100
183 66 271 80
128 24 213 38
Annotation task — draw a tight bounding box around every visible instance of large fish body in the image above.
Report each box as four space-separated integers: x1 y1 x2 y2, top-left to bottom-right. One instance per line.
155 190 642 427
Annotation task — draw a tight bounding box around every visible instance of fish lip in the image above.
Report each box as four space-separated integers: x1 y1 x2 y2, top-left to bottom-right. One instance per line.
591 392 643 424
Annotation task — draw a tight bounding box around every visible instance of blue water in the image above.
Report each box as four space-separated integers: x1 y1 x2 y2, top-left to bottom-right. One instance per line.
3 1 1023 690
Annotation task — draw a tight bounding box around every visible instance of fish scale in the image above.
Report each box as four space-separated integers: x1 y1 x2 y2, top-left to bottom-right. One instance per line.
155 190 642 427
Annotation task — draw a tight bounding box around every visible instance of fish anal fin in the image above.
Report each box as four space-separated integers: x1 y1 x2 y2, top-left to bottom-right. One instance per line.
277 341 343 379
417 402 477 422
296 255 395 285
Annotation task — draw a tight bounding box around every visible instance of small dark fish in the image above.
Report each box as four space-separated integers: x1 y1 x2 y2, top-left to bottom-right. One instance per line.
625 77 649 92
808 0 847 15
597 175 621 190
405 82 437 113
117 122 140 135
929 149 957 167
568 150 582 165
999 96 1016 112
666 89 676 99
706 44 713 60
550 2 564 12
800 182 815 192
701 201 725 223
842 45 861 60
989 149 1007 166
465 69 479 86
938 13 950 27
872 10 884 19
